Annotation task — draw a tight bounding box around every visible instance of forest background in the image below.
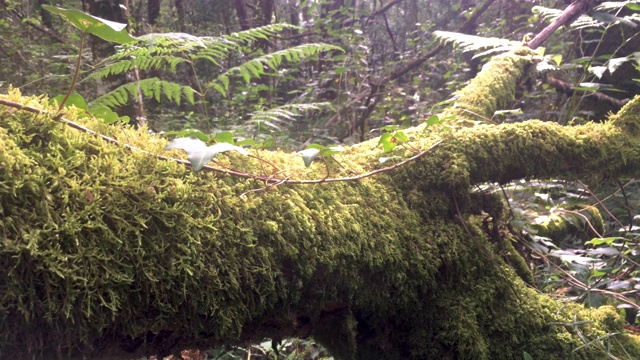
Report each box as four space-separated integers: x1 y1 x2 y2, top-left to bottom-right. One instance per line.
2 0 640 359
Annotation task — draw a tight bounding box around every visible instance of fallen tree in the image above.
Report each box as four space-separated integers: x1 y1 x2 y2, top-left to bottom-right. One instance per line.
1 48 640 359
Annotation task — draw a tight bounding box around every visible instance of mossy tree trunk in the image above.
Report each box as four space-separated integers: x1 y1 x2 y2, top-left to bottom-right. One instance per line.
1 48 640 359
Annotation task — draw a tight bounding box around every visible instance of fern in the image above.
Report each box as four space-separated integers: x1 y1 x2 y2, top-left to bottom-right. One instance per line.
92 24 301 81
92 78 197 108
109 24 296 64
92 56 187 79
433 31 521 58
212 44 343 97
88 24 337 119
249 102 334 131
532 4 639 30
532 6 601 30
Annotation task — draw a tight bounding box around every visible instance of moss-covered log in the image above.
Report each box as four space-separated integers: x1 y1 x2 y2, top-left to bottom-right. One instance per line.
2 48 640 359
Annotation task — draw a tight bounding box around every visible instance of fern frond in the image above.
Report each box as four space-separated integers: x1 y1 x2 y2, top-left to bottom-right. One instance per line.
120 32 207 57
211 44 343 96
532 6 601 30
92 56 187 79
193 24 298 67
104 25 300 73
535 4 640 29
249 102 334 131
433 31 521 58
220 24 297 43
91 78 197 108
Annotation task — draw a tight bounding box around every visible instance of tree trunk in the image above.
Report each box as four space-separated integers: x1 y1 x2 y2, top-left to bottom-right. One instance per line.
147 0 161 25
174 0 186 32
402 0 419 52
288 0 299 26
259 0 274 26
1 49 640 359
233 0 251 30
301 0 311 23
38 0 53 28
322 0 346 14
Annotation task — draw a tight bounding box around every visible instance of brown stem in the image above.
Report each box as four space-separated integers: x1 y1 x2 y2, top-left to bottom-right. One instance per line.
58 32 86 111
545 75 629 108
526 0 591 50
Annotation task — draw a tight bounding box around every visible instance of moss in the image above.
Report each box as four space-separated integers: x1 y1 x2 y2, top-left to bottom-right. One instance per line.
441 47 536 124
531 205 605 244
610 95 640 136
2 51 640 360
500 232 535 284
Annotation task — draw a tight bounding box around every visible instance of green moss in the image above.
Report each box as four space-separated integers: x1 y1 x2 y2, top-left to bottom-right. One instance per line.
2 51 640 360
500 232 535 284
441 47 536 124
610 95 640 136
531 205 605 243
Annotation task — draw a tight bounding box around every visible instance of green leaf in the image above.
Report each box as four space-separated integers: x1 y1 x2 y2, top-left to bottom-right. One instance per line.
380 125 400 131
89 105 128 124
523 351 533 360
42 5 135 44
214 131 234 144
212 83 227 97
426 114 441 126
394 131 408 144
50 93 88 110
305 143 325 150
627 3 640 11
378 133 396 153
299 148 321 167
162 130 210 142
165 137 248 171
585 237 623 246
236 139 257 147
319 146 344 156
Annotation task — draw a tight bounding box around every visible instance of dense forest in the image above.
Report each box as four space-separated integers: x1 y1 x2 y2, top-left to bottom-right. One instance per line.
2 0 640 359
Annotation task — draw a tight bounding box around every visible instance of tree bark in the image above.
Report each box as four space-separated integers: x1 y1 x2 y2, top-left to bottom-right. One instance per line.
288 0 299 26
37 0 53 28
147 0 161 25
234 0 251 30
174 0 186 32
259 0 274 26
1 49 640 359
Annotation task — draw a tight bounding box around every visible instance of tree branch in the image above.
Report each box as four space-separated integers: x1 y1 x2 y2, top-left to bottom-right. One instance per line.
527 0 591 49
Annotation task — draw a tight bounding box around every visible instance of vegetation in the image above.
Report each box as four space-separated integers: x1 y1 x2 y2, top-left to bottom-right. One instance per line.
1 0 640 359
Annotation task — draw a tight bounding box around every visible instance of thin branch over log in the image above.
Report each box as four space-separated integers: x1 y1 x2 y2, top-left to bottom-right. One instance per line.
527 0 591 49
